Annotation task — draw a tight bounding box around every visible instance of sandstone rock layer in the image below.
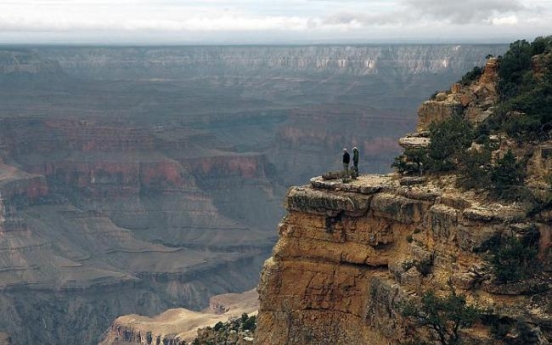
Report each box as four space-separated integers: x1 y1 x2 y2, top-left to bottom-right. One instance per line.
255 174 552 345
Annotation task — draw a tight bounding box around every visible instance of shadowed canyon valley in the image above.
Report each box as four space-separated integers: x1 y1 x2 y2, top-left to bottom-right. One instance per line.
0 44 507 344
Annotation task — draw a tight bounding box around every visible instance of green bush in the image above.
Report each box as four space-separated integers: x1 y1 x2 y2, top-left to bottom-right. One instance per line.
213 321 225 332
531 36 552 55
493 36 552 139
459 66 484 86
456 148 492 190
190 313 257 345
392 148 429 175
392 116 473 175
488 232 538 283
242 314 256 331
400 288 481 345
490 149 527 201
426 115 474 172
487 316 511 340
497 39 533 101
502 113 542 139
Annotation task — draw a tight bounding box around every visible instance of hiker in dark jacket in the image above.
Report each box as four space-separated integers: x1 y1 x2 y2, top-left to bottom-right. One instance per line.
342 148 350 178
352 147 359 178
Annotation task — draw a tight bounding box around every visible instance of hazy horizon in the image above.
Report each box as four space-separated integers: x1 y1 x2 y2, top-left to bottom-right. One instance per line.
0 41 519 47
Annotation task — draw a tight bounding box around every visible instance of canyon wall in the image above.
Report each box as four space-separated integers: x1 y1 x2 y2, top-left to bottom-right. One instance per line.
255 172 552 344
0 44 507 344
0 116 277 344
37 45 504 79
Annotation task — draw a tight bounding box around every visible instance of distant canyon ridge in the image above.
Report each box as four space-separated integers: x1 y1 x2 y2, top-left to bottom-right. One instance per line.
0 44 507 344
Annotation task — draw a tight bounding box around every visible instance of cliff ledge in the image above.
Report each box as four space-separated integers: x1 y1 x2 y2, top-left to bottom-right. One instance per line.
255 53 552 345
255 173 552 344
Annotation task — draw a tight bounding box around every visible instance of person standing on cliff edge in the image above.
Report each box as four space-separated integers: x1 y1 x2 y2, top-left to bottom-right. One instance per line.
352 147 359 179
342 148 350 178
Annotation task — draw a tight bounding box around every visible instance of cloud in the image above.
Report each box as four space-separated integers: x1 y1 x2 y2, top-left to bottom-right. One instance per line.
0 5 313 33
322 0 531 27
323 11 409 26
402 0 525 24
490 15 519 26
0 0 550 44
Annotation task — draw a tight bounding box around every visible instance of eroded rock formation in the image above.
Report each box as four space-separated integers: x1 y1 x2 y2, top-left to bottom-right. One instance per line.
255 57 552 344
100 289 258 345
0 115 277 343
416 57 500 131
256 174 552 345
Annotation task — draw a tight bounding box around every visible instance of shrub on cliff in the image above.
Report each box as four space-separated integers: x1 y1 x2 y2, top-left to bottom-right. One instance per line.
400 287 481 345
457 147 532 202
488 230 539 284
456 147 492 190
489 149 528 201
485 316 542 343
426 115 474 172
492 36 552 139
392 116 473 175
241 313 256 332
497 39 533 101
459 66 484 86
189 313 256 345
392 148 429 175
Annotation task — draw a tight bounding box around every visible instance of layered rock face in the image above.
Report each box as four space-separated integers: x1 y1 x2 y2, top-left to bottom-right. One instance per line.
255 175 552 344
34 45 508 185
255 58 552 344
0 50 63 78
417 57 500 131
38 45 505 80
0 116 276 344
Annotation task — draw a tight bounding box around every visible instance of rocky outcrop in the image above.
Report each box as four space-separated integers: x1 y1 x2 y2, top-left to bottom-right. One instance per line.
416 57 500 131
255 174 552 345
398 131 430 150
255 56 552 345
417 99 464 131
99 289 259 345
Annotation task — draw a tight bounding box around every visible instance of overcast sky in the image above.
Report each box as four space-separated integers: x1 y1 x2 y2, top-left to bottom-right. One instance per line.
0 0 550 45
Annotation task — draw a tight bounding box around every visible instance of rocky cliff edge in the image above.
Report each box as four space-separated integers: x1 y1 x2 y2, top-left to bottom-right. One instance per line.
255 57 552 345
256 172 552 344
